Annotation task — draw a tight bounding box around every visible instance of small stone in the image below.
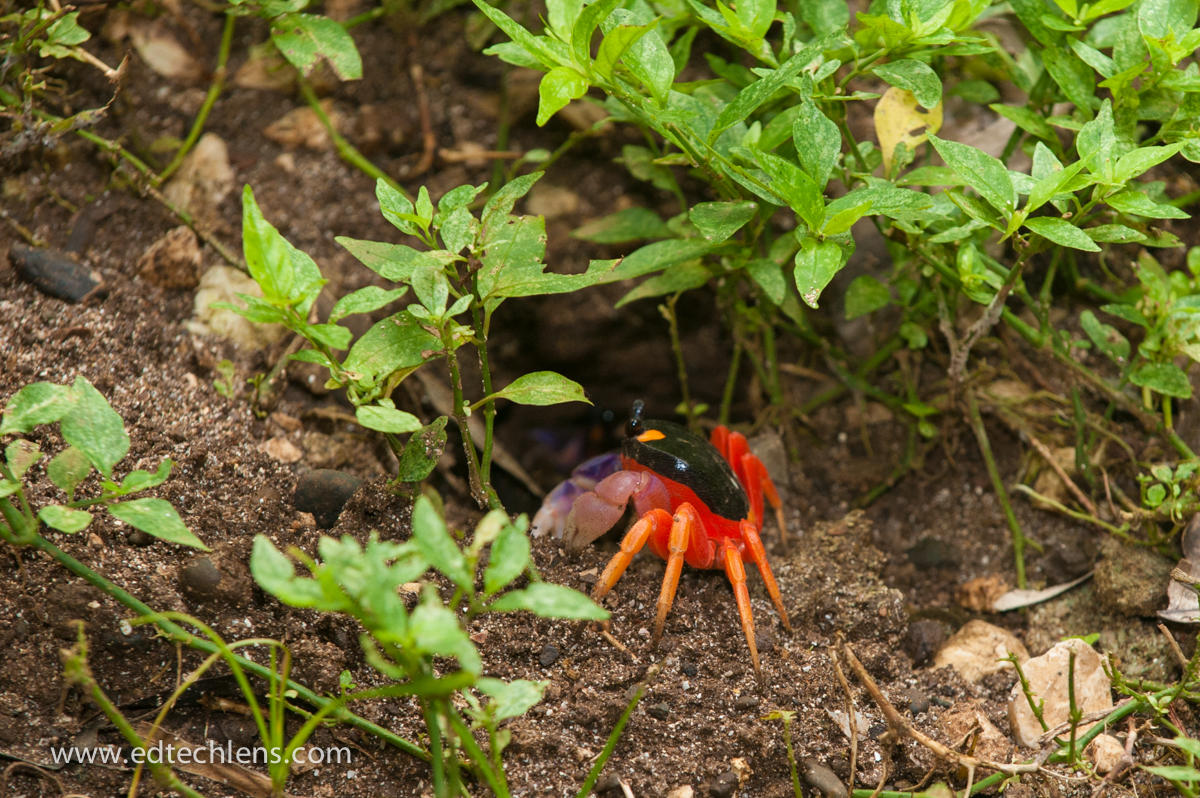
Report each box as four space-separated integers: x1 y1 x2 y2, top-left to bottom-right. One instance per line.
9 243 103 302
180 557 223 599
125 17 204 83
539 643 560 667
904 688 930 715
734 694 760 711
957 575 1009 613
708 771 738 798
801 759 847 798
163 134 233 228
1008 638 1113 748
264 101 342 151
1087 733 1126 774
137 226 201 289
905 619 948 665
646 702 671 720
262 436 303 463
126 529 154 547
681 661 698 677
932 620 1029 683
1093 536 1173 616
666 787 694 798
940 701 1013 764
187 265 287 349
294 469 362 529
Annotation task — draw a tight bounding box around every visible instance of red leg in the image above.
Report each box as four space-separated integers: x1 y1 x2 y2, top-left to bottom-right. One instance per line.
712 425 788 548
739 520 792 632
719 540 761 677
592 508 672 601
650 503 703 642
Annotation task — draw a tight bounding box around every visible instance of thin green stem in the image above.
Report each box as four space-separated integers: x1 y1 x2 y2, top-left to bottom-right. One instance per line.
157 12 235 184
443 339 490 509
967 391 1032 588
574 663 660 798
718 337 742 426
662 294 696 428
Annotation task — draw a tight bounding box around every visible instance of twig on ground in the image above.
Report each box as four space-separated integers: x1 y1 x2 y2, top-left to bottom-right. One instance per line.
829 646 858 796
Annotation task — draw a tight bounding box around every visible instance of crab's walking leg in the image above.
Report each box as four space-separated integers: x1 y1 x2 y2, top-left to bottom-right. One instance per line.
592 508 673 603
719 540 761 677
739 520 792 632
651 503 703 643
712 426 789 548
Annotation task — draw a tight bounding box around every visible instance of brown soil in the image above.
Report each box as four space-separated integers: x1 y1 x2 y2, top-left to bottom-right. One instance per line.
0 4 1188 797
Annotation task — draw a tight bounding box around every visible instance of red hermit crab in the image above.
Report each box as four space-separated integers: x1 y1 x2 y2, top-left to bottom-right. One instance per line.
532 401 792 675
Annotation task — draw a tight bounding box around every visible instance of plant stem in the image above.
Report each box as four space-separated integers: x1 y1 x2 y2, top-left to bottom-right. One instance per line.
967 392 1031 588
443 341 490 509
296 77 408 198
662 294 697 428
472 304 500 506
575 663 660 798
157 11 235 184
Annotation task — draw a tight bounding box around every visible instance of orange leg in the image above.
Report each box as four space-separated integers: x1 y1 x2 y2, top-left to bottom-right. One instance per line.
592 508 672 603
651 504 703 643
712 425 788 548
719 540 761 677
739 520 792 632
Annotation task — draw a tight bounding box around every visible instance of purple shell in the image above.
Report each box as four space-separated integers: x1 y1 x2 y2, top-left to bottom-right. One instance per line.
530 452 621 539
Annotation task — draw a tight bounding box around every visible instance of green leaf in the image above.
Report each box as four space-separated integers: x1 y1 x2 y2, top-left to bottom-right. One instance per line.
710 37 829 141
242 185 325 314
1113 144 1183 184
1085 224 1149 244
475 678 546 721
1143 765 1200 782
747 258 786 305
109 498 208 550
60 377 129 479
271 13 362 80
412 265 450 316
410 495 472 590
488 582 609 619
120 459 173 494
395 416 448 482
1025 159 1087 215
872 59 942 109
1130 362 1193 398
794 236 848 309
0 479 19 498
410 599 481 675
600 7 674 103
486 371 590 407
616 261 710 306
250 535 338 609
329 286 407 323
793 100 841 189
473 0 564 70
343 312 443 383
1024 216 1101 251
1079 310 1130 362
609 239 716 281
356 405 422 434
0 382 72 435
337 238 450 283
38 505 92 534
1107 190 1190 219
484 517 532 595
1043 46 1097 112
989 104 1056 143
482 172 543 235
1076 100 1117 180
595 23 654 81
47 446 91 499
573 207 673 243
929 134 1016 217
844 275 891 319
537 66 590 126
689 201 758 242
5 440 40 479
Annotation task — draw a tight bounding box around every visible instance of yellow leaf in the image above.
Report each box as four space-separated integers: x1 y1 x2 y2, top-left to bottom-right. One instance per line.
874 87 943 174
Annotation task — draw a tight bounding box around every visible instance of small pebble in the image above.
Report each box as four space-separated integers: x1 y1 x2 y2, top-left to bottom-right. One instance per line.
10 242 103 302
904 619 948 665
708 771 738 797
539 643 560 667
127 529 154 547
681 661 698 677
905 688 930 715
294 469 362 529
802 759 848 798
646 701 671 720
180 557 223 599
734 694 760 711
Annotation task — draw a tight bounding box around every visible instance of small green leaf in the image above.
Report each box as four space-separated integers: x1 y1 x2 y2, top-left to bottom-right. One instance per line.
109 498 208 550
792 100 841 189
1113 144 1183 184
872 59 942 109
329 286 408 322
794 236 848 309
537 66 589 126
120 459 173 494
710 37 828 140
1024 216 1101 251
488 582 609 619
747 258 786 305
5 440 40 479
1107 190 1190 219
38 505 92 533
356 405 422 434
475 677 546 721
573 208 672 243
410 599 481 675
929 134 1016 217
689 201 758 243
484 517 531 595
616 262 710 306
241 185 326 314
1079 310 1130 362
486 371 590 407
1143 765 1200 782
271 13 363 80
47 446 91 499
411 495 472 590
250 535 336 609
844 275 891 319
60 377 129 479
1130 363 1193 398
0 381 72 435
343 312 444 383
395 416 448 483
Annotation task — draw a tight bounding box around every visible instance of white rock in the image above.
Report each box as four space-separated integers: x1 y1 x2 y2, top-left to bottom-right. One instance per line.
939 701 1012 764
1008 638 1113 748
186 265 287 350
1087 733 1126 774
932 620 1029 683
163 134 234 227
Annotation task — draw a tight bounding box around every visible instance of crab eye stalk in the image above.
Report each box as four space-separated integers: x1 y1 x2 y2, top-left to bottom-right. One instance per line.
627 399 646 437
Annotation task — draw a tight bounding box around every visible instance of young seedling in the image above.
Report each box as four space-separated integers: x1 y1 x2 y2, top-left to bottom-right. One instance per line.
0 377 205 550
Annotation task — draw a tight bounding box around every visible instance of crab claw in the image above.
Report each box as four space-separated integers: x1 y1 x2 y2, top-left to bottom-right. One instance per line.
562 469 671 552
531 453 622 540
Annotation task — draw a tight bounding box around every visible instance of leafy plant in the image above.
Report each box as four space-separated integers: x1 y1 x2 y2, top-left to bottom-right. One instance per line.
222 174 644 507
250 494 608 797
0 377 206 550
